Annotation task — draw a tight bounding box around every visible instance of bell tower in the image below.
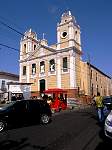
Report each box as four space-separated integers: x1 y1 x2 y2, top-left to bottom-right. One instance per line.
57 11 81 51
20 29 38 61
19 29 38 83
56 11 82 90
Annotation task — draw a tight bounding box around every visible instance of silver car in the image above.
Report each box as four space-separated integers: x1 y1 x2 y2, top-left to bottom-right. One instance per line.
104 111 112 139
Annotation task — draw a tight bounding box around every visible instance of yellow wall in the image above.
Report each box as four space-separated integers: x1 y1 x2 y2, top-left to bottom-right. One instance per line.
61 73 70 89
80 61 112 96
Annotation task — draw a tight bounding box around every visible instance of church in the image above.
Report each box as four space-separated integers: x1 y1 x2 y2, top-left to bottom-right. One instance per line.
19 11 112 98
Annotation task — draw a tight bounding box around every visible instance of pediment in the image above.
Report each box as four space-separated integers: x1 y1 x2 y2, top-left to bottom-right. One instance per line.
25 44 56 61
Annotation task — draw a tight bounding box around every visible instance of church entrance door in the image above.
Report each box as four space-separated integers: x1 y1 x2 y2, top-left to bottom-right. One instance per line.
39 79 45 95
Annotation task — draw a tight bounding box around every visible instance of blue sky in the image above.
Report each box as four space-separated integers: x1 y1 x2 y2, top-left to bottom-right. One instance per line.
0 0 112 77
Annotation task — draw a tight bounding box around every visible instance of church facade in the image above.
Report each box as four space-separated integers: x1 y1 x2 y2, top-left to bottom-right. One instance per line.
19 11 112 98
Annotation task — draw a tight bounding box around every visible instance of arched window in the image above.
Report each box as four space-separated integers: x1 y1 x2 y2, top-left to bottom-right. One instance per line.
23 66 26 75
63 57 68 72
49 59 55 72
34 45 36 50
32 63 36 75
40 61 45 73
23 44 26 54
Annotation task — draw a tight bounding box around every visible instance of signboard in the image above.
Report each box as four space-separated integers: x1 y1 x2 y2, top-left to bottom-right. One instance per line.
9 85 23 93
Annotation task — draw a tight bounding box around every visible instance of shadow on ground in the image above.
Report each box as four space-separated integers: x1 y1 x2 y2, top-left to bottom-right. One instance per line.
0 137 46 150
78 107 112 150
95 127 112 150
0 138 29 150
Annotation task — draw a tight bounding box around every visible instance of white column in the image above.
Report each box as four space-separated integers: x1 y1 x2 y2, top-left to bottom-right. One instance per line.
20 42 23 60
38 79 40 91
19 63 22 82
56 56 61 88
27 62 30 83
70 53 76 88
46 79 47 90
69 23 74 47
27 40 32 53
19 41 22 83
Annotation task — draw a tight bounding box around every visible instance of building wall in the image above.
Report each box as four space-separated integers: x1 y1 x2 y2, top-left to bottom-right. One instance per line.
80 62 112 96
61 73 70 89
80 61 88 95
75 53 81 88
20 52 72 91
0 72 19 99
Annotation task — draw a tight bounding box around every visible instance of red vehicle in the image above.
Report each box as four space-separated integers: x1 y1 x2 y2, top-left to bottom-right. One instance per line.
43 88 67 113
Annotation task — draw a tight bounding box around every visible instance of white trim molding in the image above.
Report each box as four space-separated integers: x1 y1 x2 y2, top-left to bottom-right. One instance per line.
70 53 76 88
27 62 30 83
56 56 61 88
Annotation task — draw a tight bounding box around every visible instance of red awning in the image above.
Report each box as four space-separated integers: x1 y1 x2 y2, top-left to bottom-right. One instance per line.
43 88 67 94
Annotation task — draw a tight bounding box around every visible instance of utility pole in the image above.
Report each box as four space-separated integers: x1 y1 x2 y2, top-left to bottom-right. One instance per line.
88 53 92 97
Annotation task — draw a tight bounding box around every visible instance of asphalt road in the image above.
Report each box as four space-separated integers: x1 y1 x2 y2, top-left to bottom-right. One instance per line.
0 107 112 150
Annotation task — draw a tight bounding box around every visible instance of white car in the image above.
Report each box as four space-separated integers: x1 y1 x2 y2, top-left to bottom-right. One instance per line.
104 111 112 139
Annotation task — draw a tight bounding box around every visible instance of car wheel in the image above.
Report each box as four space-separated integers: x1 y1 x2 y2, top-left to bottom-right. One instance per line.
40 114 50 124
0 120 6 132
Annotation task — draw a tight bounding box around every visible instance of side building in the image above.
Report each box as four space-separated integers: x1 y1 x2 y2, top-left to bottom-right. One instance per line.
80 62 112 96
0 71 19 100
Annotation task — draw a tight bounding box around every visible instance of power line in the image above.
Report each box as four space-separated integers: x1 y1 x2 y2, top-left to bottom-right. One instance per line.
0 15 25 32
0 18 80 79
0 19 40 44
0 20 24 37
0 19 39 53
0 19 76 68
0 43 19 52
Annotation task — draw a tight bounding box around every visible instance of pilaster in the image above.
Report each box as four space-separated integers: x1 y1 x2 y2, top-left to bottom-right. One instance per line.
27 62 30 83
56 55 61 88
57 27 60 50
70 52 76 88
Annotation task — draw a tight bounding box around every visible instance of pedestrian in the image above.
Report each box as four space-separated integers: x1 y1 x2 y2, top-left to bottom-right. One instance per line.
95 92 104 123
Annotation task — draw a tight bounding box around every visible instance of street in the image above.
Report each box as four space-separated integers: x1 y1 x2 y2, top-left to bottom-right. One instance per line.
0 107 112 150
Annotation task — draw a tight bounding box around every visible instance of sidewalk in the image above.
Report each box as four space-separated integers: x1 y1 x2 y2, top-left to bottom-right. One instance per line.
53 104 92 116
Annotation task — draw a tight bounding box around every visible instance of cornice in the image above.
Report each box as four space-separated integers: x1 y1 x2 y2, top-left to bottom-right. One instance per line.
19 46 82 63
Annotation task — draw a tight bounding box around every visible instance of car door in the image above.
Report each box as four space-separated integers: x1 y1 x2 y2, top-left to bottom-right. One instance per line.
27 100 41 123
11 101 28 125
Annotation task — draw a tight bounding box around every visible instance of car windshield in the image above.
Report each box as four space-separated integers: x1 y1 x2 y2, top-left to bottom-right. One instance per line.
103 97 112 102
104 96 112 99
0 101 16 110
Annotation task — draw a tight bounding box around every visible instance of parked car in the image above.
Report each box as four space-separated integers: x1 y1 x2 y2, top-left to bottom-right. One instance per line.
103 96 112 109
104 111 112 139
0 99 52 132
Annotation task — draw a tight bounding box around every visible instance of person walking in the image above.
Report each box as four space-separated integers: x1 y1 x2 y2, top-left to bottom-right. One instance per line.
95 92 104 123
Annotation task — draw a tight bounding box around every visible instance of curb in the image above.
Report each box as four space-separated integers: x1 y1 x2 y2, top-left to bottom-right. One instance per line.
52 105 92 116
